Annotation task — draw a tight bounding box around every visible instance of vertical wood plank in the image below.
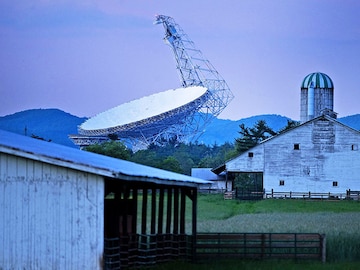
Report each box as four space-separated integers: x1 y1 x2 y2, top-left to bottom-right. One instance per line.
142 188 148 234
173 187 179 234
158 188 164 234
180 188 186 234
132 188 138 234
151 188 156 234
166 188 172 234
121 188 128 235
321 234 326 263
192 187 197 260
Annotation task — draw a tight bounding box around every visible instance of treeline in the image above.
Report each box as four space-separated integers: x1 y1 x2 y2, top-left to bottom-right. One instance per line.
84 119 299 175
85 140 235 175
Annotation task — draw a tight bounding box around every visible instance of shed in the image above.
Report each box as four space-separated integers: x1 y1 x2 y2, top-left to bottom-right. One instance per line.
191 168 231 193
0 130 209 269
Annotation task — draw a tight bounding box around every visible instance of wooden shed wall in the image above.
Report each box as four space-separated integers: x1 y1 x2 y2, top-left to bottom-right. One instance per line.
0 152 104 269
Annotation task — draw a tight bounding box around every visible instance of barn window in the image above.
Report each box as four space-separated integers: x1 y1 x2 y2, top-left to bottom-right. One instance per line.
248 152 254 157
332 181 338 187
351 144 358 151
294 144 300 150
279 180 285 186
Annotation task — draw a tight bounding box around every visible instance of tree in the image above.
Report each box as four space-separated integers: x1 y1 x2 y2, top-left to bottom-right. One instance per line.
158 156 183 173
278 119 300 134
198 142 235 168
235 120 276 154
84 141 132 160
131 149 163 169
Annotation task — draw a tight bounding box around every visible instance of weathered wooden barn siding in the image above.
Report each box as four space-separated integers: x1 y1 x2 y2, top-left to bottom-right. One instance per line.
0 152 104 269
226 117 360 193
226 145 264 172
264 122 318 192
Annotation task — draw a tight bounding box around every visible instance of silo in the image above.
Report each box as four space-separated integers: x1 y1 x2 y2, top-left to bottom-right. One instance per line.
300 72 335 123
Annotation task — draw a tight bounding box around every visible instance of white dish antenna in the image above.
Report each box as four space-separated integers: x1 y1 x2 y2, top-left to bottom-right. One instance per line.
78 86 208 137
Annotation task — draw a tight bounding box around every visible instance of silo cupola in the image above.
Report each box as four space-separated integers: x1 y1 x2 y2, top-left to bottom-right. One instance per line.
300 72 336 123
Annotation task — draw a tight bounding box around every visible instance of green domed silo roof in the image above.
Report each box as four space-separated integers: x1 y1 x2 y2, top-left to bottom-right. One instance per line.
301 72 334 89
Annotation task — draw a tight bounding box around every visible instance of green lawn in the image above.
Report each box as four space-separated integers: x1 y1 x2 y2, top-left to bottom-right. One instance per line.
153 259 360 270
196 194 360 219
189 195 360 268
140 194 360 267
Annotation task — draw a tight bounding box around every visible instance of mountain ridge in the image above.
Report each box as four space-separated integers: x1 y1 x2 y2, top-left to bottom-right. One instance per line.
1 109 359 148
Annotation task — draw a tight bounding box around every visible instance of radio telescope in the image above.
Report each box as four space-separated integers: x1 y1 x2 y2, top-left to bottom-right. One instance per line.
70 15 234 150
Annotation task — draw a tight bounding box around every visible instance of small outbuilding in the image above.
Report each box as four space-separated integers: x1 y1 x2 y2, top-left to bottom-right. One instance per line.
191 168 231 193
0 130 209 269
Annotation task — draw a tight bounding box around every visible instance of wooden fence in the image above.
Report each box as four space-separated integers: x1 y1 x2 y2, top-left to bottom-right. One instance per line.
265 190 348 200
104 232 326 268
347 190 360 200
195 233 326 263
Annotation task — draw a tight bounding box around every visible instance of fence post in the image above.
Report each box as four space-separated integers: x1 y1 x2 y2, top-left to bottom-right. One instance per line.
261 233 265 258
321 234 326 263
294 233 298 259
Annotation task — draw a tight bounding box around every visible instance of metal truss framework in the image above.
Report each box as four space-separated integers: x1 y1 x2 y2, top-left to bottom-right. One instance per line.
154 14 234 116
70 15 233 150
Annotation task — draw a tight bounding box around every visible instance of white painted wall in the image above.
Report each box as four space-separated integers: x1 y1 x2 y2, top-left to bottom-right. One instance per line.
0 153 104 269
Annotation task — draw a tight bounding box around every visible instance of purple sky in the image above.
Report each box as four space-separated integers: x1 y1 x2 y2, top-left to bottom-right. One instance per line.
1 1 359 120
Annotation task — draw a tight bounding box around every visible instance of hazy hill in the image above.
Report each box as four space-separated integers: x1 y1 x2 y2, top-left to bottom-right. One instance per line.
1 109 359 148
197 114 291 145
337 114 360 129
0 109 87 147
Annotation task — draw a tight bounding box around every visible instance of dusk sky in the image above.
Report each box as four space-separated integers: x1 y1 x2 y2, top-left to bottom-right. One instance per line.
1 1 359 121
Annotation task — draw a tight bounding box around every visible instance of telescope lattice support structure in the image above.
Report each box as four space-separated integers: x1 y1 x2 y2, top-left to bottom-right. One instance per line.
70 15 234 150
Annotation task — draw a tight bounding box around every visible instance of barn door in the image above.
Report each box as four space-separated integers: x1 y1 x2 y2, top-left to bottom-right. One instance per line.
233 172 264 200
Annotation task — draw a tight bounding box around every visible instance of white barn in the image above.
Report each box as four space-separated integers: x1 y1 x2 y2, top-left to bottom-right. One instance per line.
212 72 360 199
222 115 360 198
0 129 208 269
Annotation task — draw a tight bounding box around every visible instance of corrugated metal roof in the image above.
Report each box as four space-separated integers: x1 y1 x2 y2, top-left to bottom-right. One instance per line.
0 129 210 187
191 168 225 180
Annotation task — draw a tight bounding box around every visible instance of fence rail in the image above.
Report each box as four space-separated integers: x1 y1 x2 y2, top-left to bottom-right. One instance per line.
347 190 360 200
195 233 326 263
265 190 348 200
104 232 326 268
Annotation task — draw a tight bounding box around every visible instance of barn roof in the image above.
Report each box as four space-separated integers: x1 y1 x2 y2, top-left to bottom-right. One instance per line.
0 129 210 187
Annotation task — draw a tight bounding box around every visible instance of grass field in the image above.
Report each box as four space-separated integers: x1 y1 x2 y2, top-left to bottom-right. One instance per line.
153 259 360 270
194 195 360 262
179 194 360 269
138 194 360 268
